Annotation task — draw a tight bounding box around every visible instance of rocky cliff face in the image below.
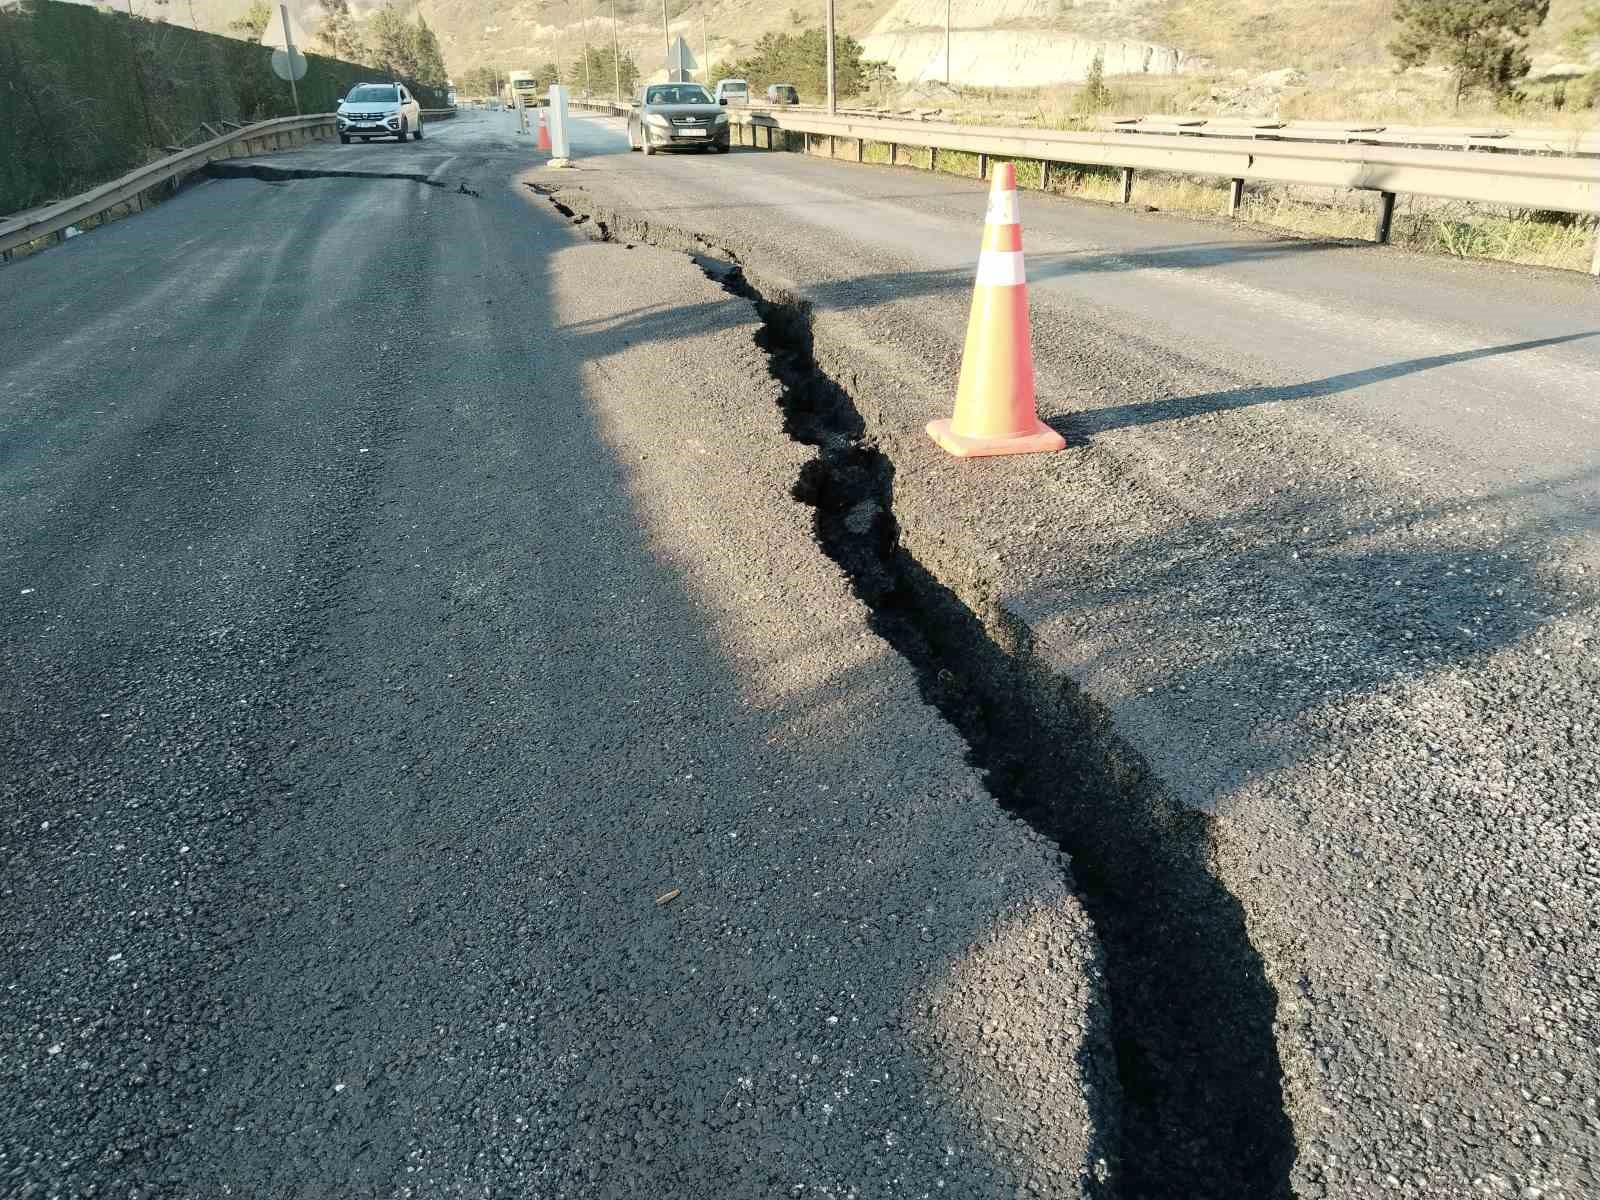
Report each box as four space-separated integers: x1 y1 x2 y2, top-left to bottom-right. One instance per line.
861 0 1188 88
860 30 1189 87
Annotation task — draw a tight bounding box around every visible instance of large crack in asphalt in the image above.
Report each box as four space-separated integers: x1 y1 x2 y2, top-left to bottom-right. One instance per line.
204 162 461 190
534 182 1299 1200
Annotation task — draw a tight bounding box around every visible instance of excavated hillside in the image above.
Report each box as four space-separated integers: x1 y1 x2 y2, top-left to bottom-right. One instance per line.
168 0 1591 106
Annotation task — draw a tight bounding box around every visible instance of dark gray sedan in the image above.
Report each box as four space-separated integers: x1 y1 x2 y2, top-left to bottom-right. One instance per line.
626 83 731 155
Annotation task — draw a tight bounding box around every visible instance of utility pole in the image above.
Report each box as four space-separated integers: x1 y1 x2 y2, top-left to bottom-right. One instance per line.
661 0 671 79
701 3 710 85
825 0 836 113
280 3 301 115
945 0 951 87
611 0 623 99
582 0 592 95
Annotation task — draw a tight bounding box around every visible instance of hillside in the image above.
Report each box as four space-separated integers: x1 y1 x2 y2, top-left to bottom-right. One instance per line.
131 0 1592 98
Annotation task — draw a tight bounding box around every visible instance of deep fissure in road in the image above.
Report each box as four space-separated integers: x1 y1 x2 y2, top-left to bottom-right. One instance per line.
539 186 1298 1200
204 162 457 189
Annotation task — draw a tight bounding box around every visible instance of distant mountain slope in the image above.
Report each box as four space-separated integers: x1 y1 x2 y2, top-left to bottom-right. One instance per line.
146 0 1590 92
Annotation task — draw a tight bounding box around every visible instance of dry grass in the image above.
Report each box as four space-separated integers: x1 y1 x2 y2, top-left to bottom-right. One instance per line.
1391 204 1598 268
1154 0 1400 73
932 69 1599 131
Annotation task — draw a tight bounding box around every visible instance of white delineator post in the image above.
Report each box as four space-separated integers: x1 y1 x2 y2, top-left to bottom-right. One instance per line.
548 85 573 163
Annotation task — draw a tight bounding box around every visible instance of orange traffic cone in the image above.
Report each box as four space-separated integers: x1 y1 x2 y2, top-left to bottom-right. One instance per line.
926 162 1065 458
536 109 552 152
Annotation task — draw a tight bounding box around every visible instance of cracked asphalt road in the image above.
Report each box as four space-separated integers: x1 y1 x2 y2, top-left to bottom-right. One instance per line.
523 112 1600 1199
1 115 1113 1197
6 108 1599 1199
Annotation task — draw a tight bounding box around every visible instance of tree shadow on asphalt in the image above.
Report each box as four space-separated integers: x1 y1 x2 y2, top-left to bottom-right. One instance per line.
161 207 1132 1198
1056 330 1600 437
552 240 1526 366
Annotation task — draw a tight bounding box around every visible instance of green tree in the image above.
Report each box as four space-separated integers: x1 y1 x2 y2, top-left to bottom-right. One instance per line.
458 64 501 97
368 3 419 78
1566 2 1600 106
1566 2 1600 53
861 57 895 105
724 28 871 99
533 59 560 89
1078 49 1110 113
316 0 366 61
226 0 271 39
565 43 639 95
410 14 447 87
1389 0 1552 106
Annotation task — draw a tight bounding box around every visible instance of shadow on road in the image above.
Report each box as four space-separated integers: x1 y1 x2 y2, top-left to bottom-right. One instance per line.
1060 330 1600 437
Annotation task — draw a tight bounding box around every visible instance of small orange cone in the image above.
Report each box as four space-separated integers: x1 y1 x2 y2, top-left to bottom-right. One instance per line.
536 109 552 152
927 162 1065 458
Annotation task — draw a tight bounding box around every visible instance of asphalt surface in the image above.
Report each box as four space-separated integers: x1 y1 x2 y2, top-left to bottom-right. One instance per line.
513 112 1600 1199
1 114 1116 1197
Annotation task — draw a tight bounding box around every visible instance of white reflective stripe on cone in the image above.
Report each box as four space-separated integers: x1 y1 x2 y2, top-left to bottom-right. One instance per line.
975 250 1027 287
985 190 1020 226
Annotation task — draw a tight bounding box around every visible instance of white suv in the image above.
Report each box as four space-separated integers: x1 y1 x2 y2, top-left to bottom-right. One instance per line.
337 83 423 143
713 78 750 105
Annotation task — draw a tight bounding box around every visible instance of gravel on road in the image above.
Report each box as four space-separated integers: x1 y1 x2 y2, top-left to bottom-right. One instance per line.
1 117 1116 1198
535 113 1600 1200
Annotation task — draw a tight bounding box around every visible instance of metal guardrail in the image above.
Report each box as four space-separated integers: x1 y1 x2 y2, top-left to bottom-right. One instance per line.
1 113 337 258
1 106 458 260
571 99 1600 273
1105 115 1600 157
582 96 1599 156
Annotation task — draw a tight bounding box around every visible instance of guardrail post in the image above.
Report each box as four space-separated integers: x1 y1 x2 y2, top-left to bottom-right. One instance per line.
979 153 989 179
1119 166 1134 204
889 142 897 165
804 132 811 155
1590 229 1600 276
1039 160 1051 190
1375 191 1397 244
930 145 938 172
1228 177 1244 217
857 137 864 163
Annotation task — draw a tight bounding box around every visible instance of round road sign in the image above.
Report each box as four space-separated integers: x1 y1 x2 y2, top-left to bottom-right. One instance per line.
271 47 308 82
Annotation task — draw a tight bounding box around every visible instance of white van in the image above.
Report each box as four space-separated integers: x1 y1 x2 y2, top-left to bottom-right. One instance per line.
713 78 750 105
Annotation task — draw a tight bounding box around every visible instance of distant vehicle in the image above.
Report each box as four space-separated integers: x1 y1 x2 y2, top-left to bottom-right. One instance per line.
627 82 730 155
506 70 541 109
713 78 750 105
336 82 422 143
765 83 799 105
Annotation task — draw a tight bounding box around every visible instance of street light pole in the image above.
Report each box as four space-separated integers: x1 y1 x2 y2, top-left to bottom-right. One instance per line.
280 3 301 115
825 0 836 114
582 0 592 95
701 2 710 85
661 0 671 79
945 0 951 87
611 0 623 99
